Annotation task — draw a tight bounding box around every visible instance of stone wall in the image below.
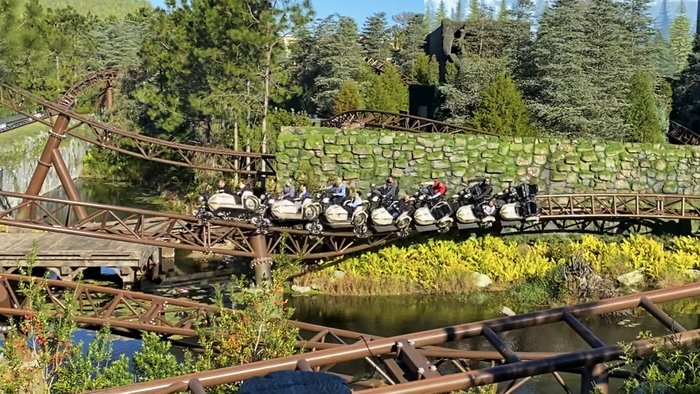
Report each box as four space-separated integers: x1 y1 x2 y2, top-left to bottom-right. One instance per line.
276 127 700 196
0 125 90 207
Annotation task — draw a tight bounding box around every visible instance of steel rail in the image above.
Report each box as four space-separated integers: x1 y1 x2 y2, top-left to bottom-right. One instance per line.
0 82 276 175
363 55 418 85
668 121 700 145
90 281 700 394
57 68 122 109
321 110 499 136
3 190 700 261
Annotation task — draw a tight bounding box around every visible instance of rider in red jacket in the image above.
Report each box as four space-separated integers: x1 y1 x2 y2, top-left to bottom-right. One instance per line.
431 180 446 199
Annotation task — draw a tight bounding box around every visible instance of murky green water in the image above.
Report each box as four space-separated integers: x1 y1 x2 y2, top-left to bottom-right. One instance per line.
51 179 700 393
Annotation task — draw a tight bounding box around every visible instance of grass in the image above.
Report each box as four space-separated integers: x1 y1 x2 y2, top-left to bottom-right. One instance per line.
0 117 92 146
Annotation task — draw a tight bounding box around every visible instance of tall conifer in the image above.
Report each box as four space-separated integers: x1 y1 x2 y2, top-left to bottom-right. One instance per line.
626 71 663 143
469 74 539 137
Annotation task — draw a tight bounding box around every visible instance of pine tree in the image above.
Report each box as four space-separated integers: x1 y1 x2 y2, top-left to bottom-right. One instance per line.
445 62 458 84
393 13 426 76
456 0 464 20
469 0 482 20
659 0 670 38
669 0 692 74
469 74 538 136
672 36 700 130
652 31 677 78
435 0 448 25
429 55 440 83
424 5 434 32
626 71 662 143
333 81 362 114
498 0 508 21
367 64 408 111
362 12 391 60
412 52 431 83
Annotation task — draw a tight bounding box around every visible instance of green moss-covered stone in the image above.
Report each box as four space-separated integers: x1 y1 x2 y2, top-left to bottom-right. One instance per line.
304 134 324 150
663 181 678 194
482 151 496 159
590 161 605 172
323 135 336 144
534 155 547 165
654 160 667 171
434 139 446 148
353 145 372 155
551 172 567 181
434 160 450 169
325 145 345 155
557 163 572 172
431 170 446 178
427 151 444 161
417 137 434 147
310 157 320 165
516 154 532 166
452 168 466 177
486 163 506 174
360 157 375 168
321 162 336 171
412 149 427 159
394 159 408 168
510 143 523 152
581 152 597 163
455 137 467 147
337 152 354 163
277 153 290 163
379 136 393 145
577 142 594 152
391 168 404 177
449 155 466 163
534 144 548 155
565 154 580 165
604 142 624 155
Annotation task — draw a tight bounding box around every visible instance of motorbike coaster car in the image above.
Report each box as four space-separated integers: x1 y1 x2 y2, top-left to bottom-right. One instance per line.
367 186 412 234
495 182 541 226
411 188 453 233
193 190 262 222
452 185 496 230
265 193 323 233
317 190 369 236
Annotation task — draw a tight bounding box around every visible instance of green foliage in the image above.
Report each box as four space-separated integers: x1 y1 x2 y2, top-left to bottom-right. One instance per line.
620 332 700 394
366 64 409 112
445 62 458 84
392 13 426 76
498 0 508 21
25 0 151 19
411 53 439 85
133 332 180 382
435 0 448 25
468 0 482 20
469 73 539 137
302 235 700 295
333 81 362 114
669 0 692 74
626 71 663 143
91 18 145 69
672 35 700 131
361 12 391 60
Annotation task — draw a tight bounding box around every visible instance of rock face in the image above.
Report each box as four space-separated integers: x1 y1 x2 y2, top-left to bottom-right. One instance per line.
0 127 89 207
277 127 700 196
616 270 645 287
470 272 492 288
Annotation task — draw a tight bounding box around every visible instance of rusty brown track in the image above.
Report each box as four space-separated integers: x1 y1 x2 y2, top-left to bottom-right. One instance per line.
322 109 499 136
2 190 700 260
57 68 122 109
668 121 700 145
0 82 275 176
3 190 700 261
87 281 700 394
363 55 418 85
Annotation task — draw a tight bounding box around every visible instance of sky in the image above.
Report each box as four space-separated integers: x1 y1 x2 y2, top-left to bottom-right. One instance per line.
147 0 425 24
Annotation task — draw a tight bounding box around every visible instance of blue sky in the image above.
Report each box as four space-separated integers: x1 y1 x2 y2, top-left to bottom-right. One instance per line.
147 0 425 24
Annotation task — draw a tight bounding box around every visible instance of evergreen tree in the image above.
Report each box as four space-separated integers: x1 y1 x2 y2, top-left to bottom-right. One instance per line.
669 0 692 74
498 0 508 21
333 81 362 114
652 31 677 78
626 71 663 143
620 0 655 72
92 19 145 71
672 36 700 130
435 0 448 25
469 0 482 20
445 62 458 84
529 0 635 139
469 74 538 136
456 0 464 20
659 0 671 38
424 5 434 32
429 54 440 83
412 53 440 84
393 13 426 76
366 64 408 111
362 12 391 60
296 15 364 117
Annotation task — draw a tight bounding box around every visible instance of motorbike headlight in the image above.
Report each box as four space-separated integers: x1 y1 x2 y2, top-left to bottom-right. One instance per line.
372 196 378 202
198 196 204 202
322 197 329 203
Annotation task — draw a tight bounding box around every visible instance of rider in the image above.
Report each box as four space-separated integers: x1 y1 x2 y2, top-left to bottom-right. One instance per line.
473 178 492 202
281 179 296 201
299 183 311 200
383 177 398 202
330 181 347 205
429 180 447 200
217 180 233 195
394 194 414 218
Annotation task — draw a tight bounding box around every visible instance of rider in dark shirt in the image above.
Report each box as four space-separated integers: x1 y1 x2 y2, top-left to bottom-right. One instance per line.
217 181 233 195
473 178 492 201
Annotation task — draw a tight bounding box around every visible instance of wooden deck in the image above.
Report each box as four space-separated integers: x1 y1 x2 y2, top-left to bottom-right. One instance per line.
0 232 160 288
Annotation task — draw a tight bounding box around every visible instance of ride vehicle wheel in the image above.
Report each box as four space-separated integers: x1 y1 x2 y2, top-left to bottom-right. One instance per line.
352 211 368 226
305 221 323 234
353 224 368 237
303 205 320 221
243 197 260 211
395 216 410 230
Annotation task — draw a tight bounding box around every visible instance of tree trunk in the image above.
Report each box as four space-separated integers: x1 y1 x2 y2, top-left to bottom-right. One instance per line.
234 117 239 187
261 48 272 172
246 80 251 171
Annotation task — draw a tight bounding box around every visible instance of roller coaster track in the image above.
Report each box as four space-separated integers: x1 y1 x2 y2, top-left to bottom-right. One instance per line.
668 120 700 145
2 190 700 261
0 82 275 176
85 281 700 394
363 55 418 85
322 109 498 136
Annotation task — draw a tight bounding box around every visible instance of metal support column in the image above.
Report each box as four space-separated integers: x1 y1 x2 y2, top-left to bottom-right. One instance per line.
51 149 87 220
250 234 272 286
18 114 71 219
105 82 114 112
